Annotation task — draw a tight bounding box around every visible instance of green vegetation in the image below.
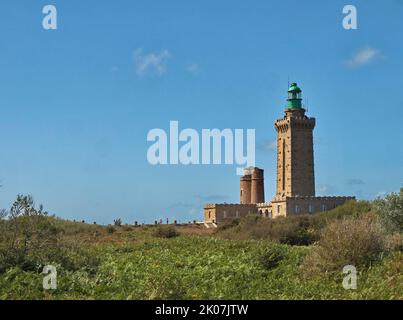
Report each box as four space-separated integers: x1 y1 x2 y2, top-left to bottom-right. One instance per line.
152 225 179 239
0 194 401 300
216 200 371 245
259 243 287 270
373 188 403 233
301 213 387 277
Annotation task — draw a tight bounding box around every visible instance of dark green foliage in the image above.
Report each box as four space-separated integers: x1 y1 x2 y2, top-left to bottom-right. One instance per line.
216 218 240 231
0 195 59 273
373 189 403 233
260 244 286 270
0 195 100 274
216 214 317 245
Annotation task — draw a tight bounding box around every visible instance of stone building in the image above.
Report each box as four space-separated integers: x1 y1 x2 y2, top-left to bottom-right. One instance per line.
240 167 265 204
204 83 354 224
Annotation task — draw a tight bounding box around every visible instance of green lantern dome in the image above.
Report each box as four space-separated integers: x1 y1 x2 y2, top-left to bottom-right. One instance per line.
286 82 303 109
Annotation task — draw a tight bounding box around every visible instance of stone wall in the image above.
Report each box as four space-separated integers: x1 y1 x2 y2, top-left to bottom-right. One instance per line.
271 196 355 217
204 204 258 223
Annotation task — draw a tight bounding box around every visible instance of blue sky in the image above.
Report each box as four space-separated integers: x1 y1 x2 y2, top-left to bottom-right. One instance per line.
0 0 402 224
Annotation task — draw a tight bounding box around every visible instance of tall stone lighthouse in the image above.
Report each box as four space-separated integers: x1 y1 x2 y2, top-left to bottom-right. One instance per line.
203 82 355 225
274 83 316 199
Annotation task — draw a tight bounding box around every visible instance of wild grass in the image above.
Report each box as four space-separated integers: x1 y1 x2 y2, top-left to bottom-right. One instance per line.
0 196 401 300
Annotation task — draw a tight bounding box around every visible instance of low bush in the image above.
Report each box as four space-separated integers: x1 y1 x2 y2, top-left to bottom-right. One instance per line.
260 244 286 270
216 218 240 231
301 213 386 276
106 225 116 234
0 195 60 273
153 225 179 239
318 200 371 221
0 195 101 274
373 189 403 233
215 200 371 246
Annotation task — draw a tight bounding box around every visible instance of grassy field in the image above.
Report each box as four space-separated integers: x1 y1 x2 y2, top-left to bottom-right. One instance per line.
0 195 402 300
0 223 402 300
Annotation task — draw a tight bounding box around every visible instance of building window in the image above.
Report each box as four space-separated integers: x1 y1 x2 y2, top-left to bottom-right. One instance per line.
321 204 327 212
277 205 281 214
309 204 314 213
208 211 211 219
240 189 243 196
295 205 300 214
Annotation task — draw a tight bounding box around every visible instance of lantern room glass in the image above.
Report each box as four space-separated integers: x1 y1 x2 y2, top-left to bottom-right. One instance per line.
288 92 302 100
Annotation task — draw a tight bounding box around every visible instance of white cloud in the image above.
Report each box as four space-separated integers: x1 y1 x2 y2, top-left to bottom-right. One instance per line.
186 63 201 75
259 139 277 152
345 47 382 67
134 48 170 76
347 178 365 185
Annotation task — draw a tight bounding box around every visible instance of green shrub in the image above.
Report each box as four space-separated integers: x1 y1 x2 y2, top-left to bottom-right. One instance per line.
301 213 386 276
269 216 319 245
260 244 286 270
0 195 102 274
216 214 320 245
215 200 371 245
318 200 371 221
216 218 240 231
55 245 101 274
373 189 403 233
0 195 61 273
152 225 179 239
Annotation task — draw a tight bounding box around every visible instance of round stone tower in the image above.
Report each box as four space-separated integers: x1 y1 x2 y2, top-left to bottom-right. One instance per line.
251 168 265 204
240 172 252 204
